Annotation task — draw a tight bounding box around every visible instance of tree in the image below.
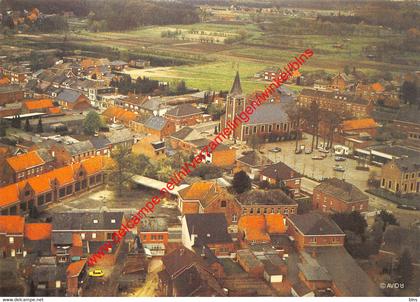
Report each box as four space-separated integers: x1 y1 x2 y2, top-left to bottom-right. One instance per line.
24 118 32 132
83 111 103 135
110 146 134 196
397 249 413 285
344 65 351 75
247 134 262 151
400 81 417 106
0 120 7 137
36 117 43 133
330 211 367 237
232 171 251 194
176 80 187 95
378 210 399 231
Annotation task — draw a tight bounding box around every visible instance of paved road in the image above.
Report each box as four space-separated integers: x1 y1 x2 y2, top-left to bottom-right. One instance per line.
130 259 162 297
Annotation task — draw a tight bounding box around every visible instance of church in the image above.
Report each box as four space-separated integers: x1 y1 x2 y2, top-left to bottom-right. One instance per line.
220 72 298 143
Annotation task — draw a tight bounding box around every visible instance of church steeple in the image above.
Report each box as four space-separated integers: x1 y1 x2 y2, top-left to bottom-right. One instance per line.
230 71 243 95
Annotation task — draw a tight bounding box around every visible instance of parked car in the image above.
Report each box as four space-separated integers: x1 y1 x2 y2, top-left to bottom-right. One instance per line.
335 156 346 162
305 149 312 154
89 269 105 277
295 149 303 154
269 147 282 153
312 155 324 160
333 165 345 172
319 148 329 154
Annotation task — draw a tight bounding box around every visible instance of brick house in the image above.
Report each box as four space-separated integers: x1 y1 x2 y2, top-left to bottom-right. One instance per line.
66 260 88 296
0 156 109 216
260 162 302 194
238 189 298 216
237 214 286 246
187 138 236 168
312 178 369 213
0 85 24 106
56 89 91 110
392 108 420 144
51 140 96 166
52 211 125 265
380 157 420 195
298 88 373 119
158 248 225 297
22 99 55 114
141 115 176 139
286 212 345 250
177 181 242 229
0 216 25 257
181 213 235 257
139 217 169 257
340 118 378 137
131 135 166 161
165 103 204 130
103 106 138 127
4 149 55 183
235 151 273 180
330 73 355 91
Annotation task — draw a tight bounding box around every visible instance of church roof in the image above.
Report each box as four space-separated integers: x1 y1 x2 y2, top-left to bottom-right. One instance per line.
230 71 243 95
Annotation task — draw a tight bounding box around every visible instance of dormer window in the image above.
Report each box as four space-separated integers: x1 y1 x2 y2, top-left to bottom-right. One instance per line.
111 219 116 223
93 219 98 224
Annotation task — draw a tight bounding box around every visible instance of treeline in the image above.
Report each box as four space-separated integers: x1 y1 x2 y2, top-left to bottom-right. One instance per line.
318 4 419 31
88 0 199 31
1 0 89 16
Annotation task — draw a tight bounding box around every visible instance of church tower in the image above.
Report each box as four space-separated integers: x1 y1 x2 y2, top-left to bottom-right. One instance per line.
222 71 246 140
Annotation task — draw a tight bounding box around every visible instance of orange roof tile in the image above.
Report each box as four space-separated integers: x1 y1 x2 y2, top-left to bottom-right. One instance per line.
6 151 45 172
371 82 384 93
179 182 215 200
342 118 378 131
265 214 286 234
238 215 270 242
47 107 61 114
0 216 25 234
0 77 11 85
0 184 20 208
72 234 83 247
0 156 108 209
67 260 86 277
24 223 52 240
24 99 54 110
102 106 138 124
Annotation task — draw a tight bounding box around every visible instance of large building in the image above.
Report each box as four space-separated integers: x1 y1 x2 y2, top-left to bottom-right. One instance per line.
221 72 297 142
380 157 420 195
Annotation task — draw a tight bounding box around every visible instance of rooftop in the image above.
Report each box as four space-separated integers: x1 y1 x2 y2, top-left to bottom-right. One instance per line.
315 178 369 203
288 212 344 236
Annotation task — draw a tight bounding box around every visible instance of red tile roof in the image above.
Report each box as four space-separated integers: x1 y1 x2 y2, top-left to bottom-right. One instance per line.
6 150 45 172
24 99 54 110
342 118 378 131
238 214 286 242
24 223 52 240
0 216 25 234
0 156 108 209
67 260 86 277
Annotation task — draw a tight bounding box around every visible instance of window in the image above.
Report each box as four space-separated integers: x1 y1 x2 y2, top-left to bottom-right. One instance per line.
37 195 45 205
111 219 116 223
93 219 98 224
250 208 254 214
381 178 385 186
268 125 272 132
253 126 257 134
59 188 66 198
261 125 265 133
46 193 52 203
92 233 96 239
284 208 289 215
81 233 85 240
263 208 267 214
66 185 73 195
257 208 261 214
158 235 164 240
388 181 392 189
232 214 238 223
271 208 275 214
309 237 316 243
242 208 247 214
245 127 249 135
9 237 14 244
56 281 61 289
221 200 227 208
107 233 113 240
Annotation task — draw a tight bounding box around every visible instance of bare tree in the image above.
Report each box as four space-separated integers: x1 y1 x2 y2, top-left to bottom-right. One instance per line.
285 103 302 152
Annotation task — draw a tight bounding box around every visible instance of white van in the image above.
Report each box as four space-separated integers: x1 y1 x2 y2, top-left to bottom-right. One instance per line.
334 145 350 155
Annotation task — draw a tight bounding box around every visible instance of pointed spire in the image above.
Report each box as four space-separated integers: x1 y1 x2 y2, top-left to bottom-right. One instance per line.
230 71 243 95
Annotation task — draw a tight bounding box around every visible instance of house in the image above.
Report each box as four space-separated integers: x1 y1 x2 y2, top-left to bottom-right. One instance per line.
286 212 345 250
380 157 420 195
260 162 302 193
52 211 124 265
102 106 138 127
221 72 297 142
181 213 235 257
235 151 273 180
330 73 355 91
238 189 298 216
132 135 166 161
186 138 236 168
0 156 109 216
312 178 369 213
109 60 128 71
3 149 55 183
340 118 378 137
0 85 24 106
66 260 88 296
24 222 52 256
158 248 226 297
298 88 373 119
5 65 32 85
141 115 176 139
51 140 96 166
139 217 168 256
22 99 55 114
236 249 264 277
31 257 67 296
129 59 150 69
177 181 242 229
104 128 135 150
237 214 286 246
56 89 91 110
89 136 112 156
392 107 420 144
165 103 204 130
0 216 25 257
